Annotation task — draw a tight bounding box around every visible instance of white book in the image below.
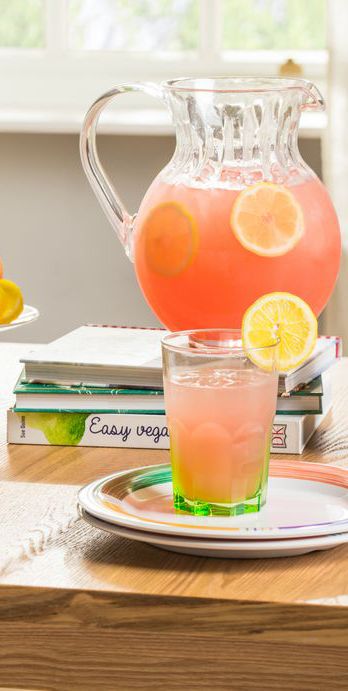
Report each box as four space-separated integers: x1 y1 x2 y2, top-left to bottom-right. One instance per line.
7 405 332 454
277 336 340 393
20 325 341 393
21 325 165 388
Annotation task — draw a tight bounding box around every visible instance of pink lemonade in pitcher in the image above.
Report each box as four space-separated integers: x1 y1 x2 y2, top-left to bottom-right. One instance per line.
134 175 340 330
81 77 341 331
164 366 278 514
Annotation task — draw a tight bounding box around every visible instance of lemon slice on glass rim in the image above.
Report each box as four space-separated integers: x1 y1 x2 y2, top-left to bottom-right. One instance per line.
242 292 318 372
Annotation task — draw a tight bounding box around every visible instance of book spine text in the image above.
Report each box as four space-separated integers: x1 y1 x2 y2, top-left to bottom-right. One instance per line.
7 410 306 454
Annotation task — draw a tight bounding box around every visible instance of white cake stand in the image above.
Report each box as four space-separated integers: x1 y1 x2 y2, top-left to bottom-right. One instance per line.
0 304 39 332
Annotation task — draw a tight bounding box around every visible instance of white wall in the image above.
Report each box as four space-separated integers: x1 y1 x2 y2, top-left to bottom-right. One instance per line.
0 133 321 343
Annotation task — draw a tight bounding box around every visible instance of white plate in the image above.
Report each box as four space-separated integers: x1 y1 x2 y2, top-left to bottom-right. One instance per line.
0 304 39 332
78 461 348 541
80 508 348 559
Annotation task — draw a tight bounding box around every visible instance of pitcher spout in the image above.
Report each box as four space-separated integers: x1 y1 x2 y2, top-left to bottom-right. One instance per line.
300 81 325 111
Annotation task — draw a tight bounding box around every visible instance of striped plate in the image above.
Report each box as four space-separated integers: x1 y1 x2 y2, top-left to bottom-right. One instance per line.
78 461 348 541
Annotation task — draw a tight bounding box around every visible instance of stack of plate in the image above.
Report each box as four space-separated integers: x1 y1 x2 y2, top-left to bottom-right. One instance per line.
78 461 348 558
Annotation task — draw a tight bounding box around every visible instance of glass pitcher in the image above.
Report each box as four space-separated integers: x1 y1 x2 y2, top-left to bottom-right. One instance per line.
80 77 341 330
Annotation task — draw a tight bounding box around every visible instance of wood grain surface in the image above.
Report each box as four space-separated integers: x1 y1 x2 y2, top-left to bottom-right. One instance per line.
0 343 348 690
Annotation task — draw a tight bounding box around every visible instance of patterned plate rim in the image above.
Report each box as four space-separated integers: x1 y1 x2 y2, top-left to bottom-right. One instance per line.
78 461 348 540
80 507 348 551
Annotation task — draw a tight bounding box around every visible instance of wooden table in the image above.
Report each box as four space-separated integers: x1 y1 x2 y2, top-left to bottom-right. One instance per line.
1 344 348 691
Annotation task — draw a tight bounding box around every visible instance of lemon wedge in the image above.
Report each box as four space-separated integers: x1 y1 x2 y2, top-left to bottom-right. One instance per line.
242 292 317 371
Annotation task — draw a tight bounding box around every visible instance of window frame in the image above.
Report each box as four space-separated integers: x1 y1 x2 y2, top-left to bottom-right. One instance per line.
0 0 328 130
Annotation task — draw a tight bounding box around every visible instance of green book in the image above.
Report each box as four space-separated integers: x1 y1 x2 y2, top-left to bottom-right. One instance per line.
14 374 164 413
14 371 329 416
276 374 327 415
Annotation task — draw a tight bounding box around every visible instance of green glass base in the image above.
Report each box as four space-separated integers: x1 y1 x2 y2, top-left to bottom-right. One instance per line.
173 487 267 516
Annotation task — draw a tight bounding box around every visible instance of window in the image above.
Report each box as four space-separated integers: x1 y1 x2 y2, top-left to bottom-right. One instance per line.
0 0 45 48
0 0 327 128
68 0 200 51
222 0 326 51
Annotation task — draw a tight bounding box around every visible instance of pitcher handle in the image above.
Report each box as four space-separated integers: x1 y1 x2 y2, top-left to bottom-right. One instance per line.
80 82 165 260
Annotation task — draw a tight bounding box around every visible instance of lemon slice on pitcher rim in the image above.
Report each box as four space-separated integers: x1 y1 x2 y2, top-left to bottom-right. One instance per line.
242 292 317 372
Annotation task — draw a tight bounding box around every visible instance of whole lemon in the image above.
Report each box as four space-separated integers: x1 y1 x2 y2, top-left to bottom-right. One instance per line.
0 279 23 324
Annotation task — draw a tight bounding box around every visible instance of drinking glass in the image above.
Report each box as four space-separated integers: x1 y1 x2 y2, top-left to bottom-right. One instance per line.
162 329 279 516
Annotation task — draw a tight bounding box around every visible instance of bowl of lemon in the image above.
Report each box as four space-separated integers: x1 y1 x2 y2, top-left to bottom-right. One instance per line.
0 258 38 332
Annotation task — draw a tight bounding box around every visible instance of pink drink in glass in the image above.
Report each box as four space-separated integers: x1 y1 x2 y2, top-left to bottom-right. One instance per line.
162 331 279 516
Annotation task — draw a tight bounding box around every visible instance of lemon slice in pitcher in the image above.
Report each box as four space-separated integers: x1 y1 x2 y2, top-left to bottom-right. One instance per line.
242 292 317 371
144 201 199 277
231 183 304 257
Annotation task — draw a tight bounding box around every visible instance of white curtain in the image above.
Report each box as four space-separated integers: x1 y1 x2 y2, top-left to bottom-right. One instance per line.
322 0 348 349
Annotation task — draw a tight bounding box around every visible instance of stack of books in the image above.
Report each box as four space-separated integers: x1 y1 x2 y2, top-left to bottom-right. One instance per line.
7 325 340 454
